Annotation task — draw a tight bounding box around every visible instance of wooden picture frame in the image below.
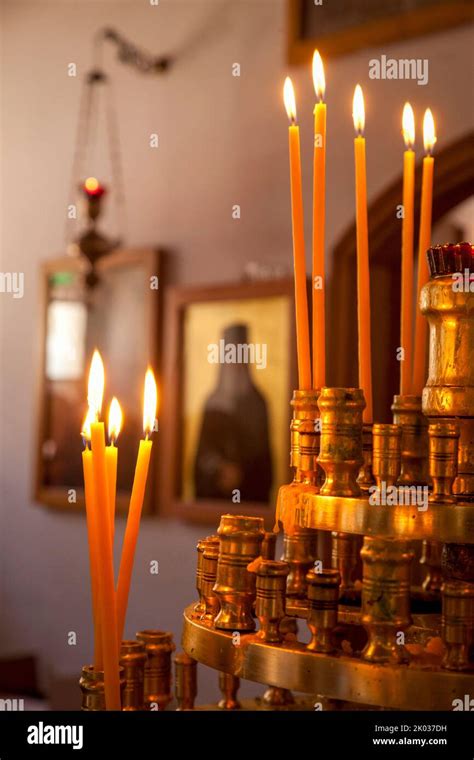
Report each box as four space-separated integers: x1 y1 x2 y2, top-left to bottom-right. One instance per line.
160 279 297 527
34 247 161 514
288 0 473 64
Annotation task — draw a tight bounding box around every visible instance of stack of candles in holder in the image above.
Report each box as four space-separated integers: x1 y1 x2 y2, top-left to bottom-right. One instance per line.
81 350 157 710
284 50 436 410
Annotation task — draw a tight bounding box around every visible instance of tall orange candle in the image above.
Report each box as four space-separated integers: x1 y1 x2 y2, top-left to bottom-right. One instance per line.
81 410 103 670
116 369 157 644
353 85 373 423
400 103 415 396
88 351 121 711
284 77 312 391
106 397 122 543
312 51 326 390
413 108 436 396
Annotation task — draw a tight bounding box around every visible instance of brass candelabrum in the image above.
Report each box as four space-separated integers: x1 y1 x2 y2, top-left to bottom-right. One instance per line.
80 244 473 711
179 243 474 711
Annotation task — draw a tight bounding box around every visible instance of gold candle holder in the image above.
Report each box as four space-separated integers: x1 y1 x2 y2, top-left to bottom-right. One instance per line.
201 537 220 621
391 394 429 486
194 538 207 616
420 422 460 594
120 640 146 711
331 531 362 597
361 537 414 664
79 665 125 711
290 389 321 485
357 423 375 493
218 672 241 710
318 387 365 497
136 630 175 710
174 652 197 710
255 559 289 642
213 514 265 631
282 527 318 599
441 581 474 671
372 423 401 488
306 568 340 653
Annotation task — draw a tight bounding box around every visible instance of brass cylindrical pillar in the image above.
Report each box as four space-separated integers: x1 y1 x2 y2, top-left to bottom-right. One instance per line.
201 537 220 621
372 423 401 488
391 395 429 486
136 630 175 710
441 581 474 671
213 514 265 631
331 531 362 596
120 640 146 711
290 389 321 485
261 530 277 560
361 537 414 664
317 387 365 497
255 559 289 642
306 568 340 653
174 652 197 710
357 423 375 493
282 527 318 599
79 665 125 711
218 672 241 710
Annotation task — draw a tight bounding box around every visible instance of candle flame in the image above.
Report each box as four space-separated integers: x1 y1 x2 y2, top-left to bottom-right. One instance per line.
143 368 157 437
84 177 99 193
108 397 123 443
402 102 415 149
87 349 105 420
81 407 94 442
312 50 325 102
423 108 436 154
283 77 297 124
352 84 365 135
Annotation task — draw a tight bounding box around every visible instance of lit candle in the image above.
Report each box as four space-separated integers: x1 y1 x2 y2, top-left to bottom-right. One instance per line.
81 408 103 670
284 77 312 391
312 51 326 390
352 85 373 423
400 103 415 396
413 108 436 396
116 369 157 644
106 397 122 542
88 350 121 710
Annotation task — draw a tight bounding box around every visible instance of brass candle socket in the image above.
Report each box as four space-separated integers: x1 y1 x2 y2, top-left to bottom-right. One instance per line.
420 422 460 594
194 537 211 616
79 665 125 711
428 421 460 505
361 537 414 664
391 395 429 487
174 652 197 710
372 424 401 488
290 389 321 485
306 568 340 653
120 640 146 711
317 387 365 497
441 581 474 671
136 630 175 710
201 537 220 621
357 424 375 493
331 531 362 597
255 559 289 642
213 514 265 631
282 527 318 598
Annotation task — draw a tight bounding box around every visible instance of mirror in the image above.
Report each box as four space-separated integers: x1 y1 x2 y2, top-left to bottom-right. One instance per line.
35 247 160 512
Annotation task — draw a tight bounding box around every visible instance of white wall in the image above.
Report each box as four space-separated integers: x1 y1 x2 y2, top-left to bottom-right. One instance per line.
0 0 472 705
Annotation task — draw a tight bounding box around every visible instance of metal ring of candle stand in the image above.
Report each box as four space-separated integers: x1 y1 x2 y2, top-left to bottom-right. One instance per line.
182 605 472 711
